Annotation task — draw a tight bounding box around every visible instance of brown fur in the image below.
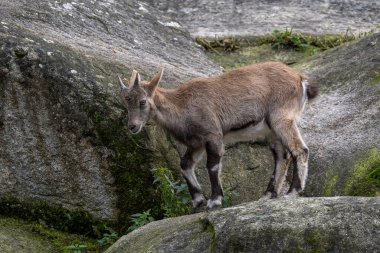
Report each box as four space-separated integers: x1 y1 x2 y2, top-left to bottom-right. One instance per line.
153 63 306 140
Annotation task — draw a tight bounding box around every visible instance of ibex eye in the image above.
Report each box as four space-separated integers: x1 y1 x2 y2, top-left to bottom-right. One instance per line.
140 100 146 106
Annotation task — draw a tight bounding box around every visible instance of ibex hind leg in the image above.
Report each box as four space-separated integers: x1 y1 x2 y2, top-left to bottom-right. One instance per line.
180 148 206 209
270 118 309 198
261 140 292 200
205 139 224 210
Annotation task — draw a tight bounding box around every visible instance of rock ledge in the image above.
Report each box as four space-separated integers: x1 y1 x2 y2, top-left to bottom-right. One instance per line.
106 197 380 253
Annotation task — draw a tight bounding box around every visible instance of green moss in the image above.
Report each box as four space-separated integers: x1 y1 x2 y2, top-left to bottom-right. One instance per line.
282 227 353 253
344 148 380 196
199 218 216 253
196 37 241 52
14 47 28 58
0 216 103 253
42 31 166 232
205 44 310 71
1 25 168 237
0 196 111 238
323 173 339 196
197 32 358 51
304 230 334 253
368 166 380 185
371 72 380 87
85 106 163 232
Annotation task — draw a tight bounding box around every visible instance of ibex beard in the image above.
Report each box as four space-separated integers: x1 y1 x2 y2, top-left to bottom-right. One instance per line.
118 62 318 211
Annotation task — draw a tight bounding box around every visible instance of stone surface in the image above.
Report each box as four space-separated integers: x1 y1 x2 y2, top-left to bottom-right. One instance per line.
299 32 380 196
106 197 380 253
0 0 220 220
142 0 380 37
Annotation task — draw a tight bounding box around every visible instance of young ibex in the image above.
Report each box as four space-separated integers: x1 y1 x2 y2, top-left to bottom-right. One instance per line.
118 62 318 210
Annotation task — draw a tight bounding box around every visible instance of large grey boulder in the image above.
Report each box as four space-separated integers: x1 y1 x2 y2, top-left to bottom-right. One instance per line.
0 0 220 220
106 197 380 253
299 32 380 197
142 0 380 37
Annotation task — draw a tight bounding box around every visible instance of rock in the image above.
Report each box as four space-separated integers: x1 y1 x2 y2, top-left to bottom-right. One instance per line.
0 0 220 221
0 218 58 253
142 0 380 37
105 197 380 253
300 33 380 197
0 216 100 253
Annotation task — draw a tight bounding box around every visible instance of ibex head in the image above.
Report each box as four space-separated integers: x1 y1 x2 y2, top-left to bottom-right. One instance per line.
118 68 163 134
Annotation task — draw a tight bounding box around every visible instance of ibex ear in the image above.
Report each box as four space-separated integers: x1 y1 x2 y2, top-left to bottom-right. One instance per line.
129 70 140 89
147 67 164 97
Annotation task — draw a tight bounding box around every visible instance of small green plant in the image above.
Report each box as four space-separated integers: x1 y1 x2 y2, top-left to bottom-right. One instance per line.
371 72 380 87
270 28 359 53
65 244 88 253
127 209 155 232
97 232 119 247
272 28 309 50
152 167 192 218
196 36 241 52
222 187 239 208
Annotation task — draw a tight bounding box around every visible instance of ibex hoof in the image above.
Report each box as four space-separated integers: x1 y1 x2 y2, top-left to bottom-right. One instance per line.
207 196 222 211
284 189 300 199
192 194 206 209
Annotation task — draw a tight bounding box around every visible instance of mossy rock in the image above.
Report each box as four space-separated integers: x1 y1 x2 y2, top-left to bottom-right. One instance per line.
0 224 58 253
0 216 100 253
344 148 380 196
298 33 380 197
0 196 111 237
0 0 219 233
106 197 380 253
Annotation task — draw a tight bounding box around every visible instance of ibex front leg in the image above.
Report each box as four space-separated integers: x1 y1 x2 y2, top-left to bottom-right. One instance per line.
180 147 206 209
206 139 224 210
